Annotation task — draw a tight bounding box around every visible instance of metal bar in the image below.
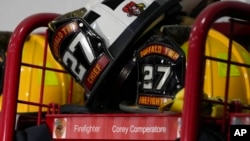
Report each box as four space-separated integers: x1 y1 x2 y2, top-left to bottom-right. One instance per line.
0 13 59 141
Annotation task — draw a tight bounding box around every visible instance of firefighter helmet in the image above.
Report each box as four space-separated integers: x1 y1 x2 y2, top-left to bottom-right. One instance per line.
47 0 182 111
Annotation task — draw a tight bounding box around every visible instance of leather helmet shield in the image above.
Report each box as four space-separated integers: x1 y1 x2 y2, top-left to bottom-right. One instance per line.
136 36 186 108
48 18 111 91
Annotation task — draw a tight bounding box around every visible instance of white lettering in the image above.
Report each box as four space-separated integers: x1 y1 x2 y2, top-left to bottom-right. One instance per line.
130 125 167 134
234 129 247 136
112 125 129 134
73 124 100 134
111 125 167 135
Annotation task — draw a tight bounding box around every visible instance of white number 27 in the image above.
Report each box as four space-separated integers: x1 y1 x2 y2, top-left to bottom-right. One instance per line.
142 65 171 91
62 32 95 82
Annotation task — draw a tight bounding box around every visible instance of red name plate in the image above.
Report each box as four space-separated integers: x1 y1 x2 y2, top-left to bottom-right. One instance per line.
46 114 181 140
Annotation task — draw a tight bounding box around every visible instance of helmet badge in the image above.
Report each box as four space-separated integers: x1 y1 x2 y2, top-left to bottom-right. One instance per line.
122 1 146 17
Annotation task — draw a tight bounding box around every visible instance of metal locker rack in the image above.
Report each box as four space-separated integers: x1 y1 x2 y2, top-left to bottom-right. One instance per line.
181 1 250 141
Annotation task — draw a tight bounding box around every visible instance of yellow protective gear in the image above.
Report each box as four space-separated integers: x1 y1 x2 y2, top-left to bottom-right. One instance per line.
0 34 85 113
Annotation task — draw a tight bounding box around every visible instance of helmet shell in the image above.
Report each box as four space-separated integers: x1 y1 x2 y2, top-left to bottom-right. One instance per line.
83 0 154 47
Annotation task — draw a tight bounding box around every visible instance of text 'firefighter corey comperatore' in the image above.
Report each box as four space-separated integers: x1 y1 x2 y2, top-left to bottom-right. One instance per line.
47 0 184 113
